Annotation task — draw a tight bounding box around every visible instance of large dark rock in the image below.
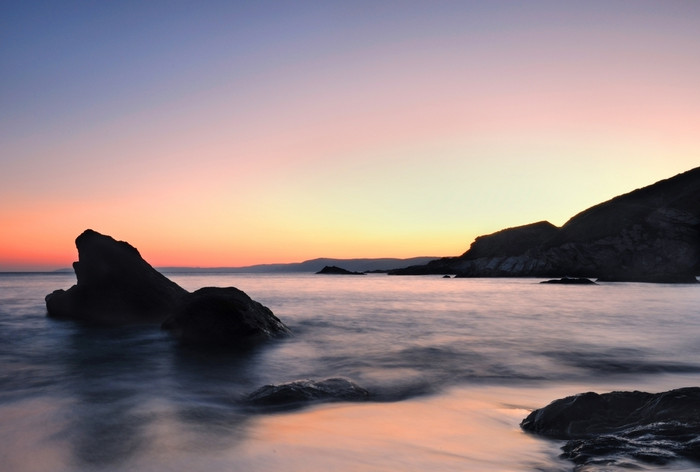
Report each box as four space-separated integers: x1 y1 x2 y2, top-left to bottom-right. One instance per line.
245 378 369 409
521 387 700 465
161 286 290 347
46 230 291 348
391 167 700 282
45 229 188 324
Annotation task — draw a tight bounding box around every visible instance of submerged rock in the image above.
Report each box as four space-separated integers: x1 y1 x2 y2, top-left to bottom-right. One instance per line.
246 378 369 408
521 387 700 465
161 286 290 347
316 265 365 275
540 277 596 285
45 229 188 324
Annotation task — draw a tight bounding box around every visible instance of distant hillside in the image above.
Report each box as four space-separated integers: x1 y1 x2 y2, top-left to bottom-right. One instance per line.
391 167 700 283
159 257 438 274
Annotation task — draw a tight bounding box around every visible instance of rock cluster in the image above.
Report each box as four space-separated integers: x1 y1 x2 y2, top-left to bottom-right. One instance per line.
46 230 290 346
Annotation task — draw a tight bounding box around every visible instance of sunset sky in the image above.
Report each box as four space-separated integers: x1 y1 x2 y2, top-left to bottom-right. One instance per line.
2 1 699 270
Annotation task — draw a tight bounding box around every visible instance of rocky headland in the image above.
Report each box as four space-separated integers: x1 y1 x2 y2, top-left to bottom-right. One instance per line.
391 167 700 283
45 230 290 346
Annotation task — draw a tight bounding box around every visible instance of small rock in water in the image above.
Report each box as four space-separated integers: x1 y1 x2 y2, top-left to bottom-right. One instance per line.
246 378 369 409
540 277 596 285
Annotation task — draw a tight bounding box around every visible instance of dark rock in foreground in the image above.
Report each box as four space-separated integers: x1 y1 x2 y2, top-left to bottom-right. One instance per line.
246 378 369 409
316 265 365 275
540 277 596 285
391 167 700 283
46 230 290 347
161 286 290 347
521 387 700 466
46 229 188 324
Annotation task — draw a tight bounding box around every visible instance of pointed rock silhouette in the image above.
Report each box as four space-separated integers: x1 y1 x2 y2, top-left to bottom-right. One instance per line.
46 229 187 324
46 230 290 347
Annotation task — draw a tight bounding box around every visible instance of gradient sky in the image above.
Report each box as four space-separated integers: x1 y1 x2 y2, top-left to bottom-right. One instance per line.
2 1 699 270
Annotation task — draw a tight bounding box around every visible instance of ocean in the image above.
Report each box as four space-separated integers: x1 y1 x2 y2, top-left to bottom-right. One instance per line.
1 272 699 471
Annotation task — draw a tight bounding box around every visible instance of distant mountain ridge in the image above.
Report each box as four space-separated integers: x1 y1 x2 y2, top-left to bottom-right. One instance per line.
391 167 700 282
158 257 438 274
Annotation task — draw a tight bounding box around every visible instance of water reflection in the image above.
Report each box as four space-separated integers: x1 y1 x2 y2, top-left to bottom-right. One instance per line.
0 397 72 472
541 346 700 376
59 325 263 467
60 325 166 466
233 386 568 472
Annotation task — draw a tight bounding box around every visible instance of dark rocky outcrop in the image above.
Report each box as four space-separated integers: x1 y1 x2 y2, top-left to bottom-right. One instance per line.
391 167 700 282
521 387 700 466
161 286 290 347
540 277 596 285
316 265 365 275
45 229 188 324
466 221 560 259
245 378 369 409
46 230 290 347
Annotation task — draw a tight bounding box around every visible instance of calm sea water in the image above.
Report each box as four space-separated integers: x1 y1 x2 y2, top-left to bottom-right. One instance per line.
1 272 699 471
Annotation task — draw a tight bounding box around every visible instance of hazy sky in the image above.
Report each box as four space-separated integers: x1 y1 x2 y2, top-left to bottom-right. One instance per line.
2 1 699 270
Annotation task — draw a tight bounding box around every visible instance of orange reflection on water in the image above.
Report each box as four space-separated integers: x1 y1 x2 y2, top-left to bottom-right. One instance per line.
238 386 560 472
0 398 72 472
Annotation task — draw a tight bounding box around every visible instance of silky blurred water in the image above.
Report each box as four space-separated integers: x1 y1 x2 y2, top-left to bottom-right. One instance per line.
1 272 699 471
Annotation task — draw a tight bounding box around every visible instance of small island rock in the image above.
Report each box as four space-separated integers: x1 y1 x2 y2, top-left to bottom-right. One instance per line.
316 265 365 275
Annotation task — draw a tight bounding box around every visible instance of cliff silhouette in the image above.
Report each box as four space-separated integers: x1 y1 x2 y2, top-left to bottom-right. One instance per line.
391 167 700 282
